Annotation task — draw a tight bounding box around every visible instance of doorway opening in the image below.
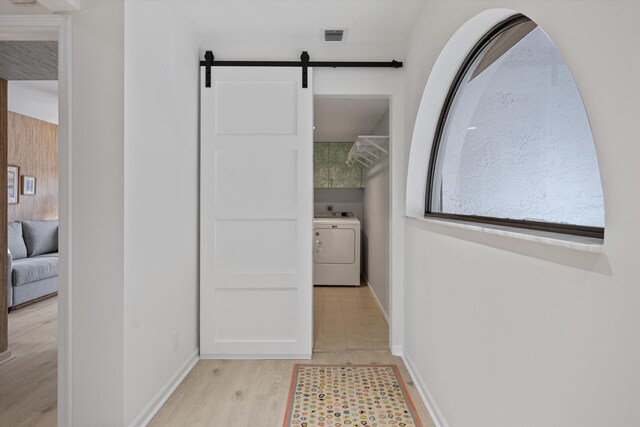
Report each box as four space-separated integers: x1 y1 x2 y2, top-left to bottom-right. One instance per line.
1 36 61 426
312 96 390 352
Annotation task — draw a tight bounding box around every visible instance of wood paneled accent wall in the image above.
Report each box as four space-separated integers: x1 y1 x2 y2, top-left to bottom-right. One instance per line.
7 111 58 222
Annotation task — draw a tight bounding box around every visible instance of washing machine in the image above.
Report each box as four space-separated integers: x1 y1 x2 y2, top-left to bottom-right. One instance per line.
313 212 361 286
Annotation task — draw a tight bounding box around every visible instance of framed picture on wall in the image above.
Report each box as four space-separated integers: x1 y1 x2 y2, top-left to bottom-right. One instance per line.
22 176 36 195
8 165 19 204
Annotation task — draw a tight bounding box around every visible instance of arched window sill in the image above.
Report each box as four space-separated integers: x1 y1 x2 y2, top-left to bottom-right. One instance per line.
405 215 604 253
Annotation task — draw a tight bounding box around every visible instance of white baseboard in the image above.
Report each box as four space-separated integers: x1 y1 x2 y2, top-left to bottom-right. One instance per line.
391 344 403 357
200 353 312 360
401 351 449 427
363 275 389 325
129 350 199 427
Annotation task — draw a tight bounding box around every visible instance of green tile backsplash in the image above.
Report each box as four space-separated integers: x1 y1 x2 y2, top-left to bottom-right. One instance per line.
314 142 362 188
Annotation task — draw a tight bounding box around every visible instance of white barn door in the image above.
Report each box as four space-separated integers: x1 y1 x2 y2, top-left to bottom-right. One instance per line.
200 67 313 357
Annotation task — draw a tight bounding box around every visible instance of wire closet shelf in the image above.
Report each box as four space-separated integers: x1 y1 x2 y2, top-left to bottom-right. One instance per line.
346 135 389 168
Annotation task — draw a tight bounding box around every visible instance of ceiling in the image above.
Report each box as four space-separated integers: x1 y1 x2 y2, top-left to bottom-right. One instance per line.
178 0 425 43
0 41 57 80
1 1 426 60
8 80 59 124
314 97 388 142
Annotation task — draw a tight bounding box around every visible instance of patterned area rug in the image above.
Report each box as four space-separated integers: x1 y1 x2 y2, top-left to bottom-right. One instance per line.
283 364 423 427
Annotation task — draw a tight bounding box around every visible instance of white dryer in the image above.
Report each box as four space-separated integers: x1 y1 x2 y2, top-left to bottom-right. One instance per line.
313 212 361 286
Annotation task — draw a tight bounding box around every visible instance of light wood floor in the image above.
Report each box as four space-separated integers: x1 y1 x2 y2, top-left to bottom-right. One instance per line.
314 284 389 351
0 296 58 427
0 288 435 427
151 285 435 426
150 351 434 427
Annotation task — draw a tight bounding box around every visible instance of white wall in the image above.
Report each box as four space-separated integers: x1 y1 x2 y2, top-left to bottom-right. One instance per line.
363 110 390 316
123 2 200 425
403 2 640 426
314 188 364 221
45 1 201 424
68 1 125 425
8 81 58 124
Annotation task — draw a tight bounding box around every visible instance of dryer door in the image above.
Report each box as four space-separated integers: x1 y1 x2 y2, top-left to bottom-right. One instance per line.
314 227 355 264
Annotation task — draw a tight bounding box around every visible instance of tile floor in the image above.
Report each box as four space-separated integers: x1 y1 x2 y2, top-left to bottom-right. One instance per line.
313 282 389 352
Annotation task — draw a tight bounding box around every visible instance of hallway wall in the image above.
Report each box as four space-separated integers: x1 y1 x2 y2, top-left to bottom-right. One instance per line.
123 2 200 426
2 3 128 425
68 1 125 424
402 2 640 426
51 1 200 424
363 110 390 316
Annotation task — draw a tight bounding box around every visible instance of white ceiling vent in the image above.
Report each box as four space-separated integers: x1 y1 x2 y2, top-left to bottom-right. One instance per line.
11 0 38 4
324 29 345 42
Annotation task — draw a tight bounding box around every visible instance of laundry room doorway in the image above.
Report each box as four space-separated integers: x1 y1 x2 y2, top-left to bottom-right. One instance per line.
312 95 391 352
198 61 405 358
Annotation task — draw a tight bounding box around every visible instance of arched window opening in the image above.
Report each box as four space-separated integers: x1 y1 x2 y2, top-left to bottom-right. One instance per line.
426 14 604 238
